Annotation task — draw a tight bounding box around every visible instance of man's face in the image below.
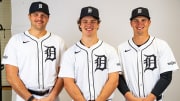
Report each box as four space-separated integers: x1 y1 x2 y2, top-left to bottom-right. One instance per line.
29 11 49 31
79 16 99 37
130 16 151 35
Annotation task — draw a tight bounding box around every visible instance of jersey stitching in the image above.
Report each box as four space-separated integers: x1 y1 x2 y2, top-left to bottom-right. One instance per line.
76 41 103 100
76 44 92 99
23 32 52 89
24 32 41 88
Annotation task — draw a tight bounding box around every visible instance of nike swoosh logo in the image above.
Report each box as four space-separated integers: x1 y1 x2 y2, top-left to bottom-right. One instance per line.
74 50 81 54
125 49 131 52
23 41 30 43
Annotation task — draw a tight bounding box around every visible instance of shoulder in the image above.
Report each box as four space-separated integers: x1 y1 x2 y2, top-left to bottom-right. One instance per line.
100 41 117 51
117 40 129 49
48 33 66 46
153 37 170 47
64 43 78 54
8 32 25 42
100 41 119 55
49 33 65 41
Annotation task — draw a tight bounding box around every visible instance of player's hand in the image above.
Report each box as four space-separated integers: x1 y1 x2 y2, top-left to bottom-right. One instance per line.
125 92 144 101
142 93 156 101
126 96 144 101
38 96 53 101
32 98 39 101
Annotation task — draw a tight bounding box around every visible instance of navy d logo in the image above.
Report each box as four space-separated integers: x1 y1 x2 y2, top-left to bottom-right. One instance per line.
44 46 56 62
95 54 107 71
144 54 157 71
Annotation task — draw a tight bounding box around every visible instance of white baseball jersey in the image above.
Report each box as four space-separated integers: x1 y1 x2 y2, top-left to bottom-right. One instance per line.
59 40 121 100
118 36 179 101
2 31 66 101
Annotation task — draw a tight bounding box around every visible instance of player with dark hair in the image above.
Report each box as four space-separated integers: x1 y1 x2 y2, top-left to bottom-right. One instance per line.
2 1 66 101
117 7 179 101
59 6 121 101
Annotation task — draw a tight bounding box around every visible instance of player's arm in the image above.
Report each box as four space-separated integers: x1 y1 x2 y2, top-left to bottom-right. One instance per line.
63 77 86 101
117 74 130 95
5 64 37 101
144 71 172 101
41 66 64 101
117 74 144 101
96 72 119 101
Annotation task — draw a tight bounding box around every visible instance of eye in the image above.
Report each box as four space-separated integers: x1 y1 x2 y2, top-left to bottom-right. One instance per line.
141 19 145 22
91 20 97 24
81 20 88 24
132 19 138 23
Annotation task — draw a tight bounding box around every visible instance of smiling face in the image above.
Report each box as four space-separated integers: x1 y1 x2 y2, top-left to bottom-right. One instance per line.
29 11 49 31
130 16 151 35
79 16 100 37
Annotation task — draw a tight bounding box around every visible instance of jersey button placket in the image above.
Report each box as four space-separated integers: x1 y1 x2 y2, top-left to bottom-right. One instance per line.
137 50 144 96
38 42 43 89
88 50 95 99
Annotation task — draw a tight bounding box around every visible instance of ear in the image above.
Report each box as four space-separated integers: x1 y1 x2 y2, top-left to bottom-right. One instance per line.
149 20 151 24
28 14 31 20
130 21 133 27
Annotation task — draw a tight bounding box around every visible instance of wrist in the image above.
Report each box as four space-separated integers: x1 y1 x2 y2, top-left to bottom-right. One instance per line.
147 93 156 100
27 95 35 101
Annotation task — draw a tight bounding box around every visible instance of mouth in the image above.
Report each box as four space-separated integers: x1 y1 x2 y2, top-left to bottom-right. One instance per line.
35 20 44 24
85 28 93 31
137 27 144 30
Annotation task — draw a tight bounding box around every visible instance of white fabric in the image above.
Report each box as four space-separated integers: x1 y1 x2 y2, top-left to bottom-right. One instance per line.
2 31 66 101
118 36 179 101
59 40 121 100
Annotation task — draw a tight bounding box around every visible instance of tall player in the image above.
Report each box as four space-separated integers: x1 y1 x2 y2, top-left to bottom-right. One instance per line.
117 7 179 101
59 6 121 101
2 1 66 101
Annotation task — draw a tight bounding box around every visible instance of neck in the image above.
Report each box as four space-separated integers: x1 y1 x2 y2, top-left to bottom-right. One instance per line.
28 29 47 38
133 34 150 46
80 37 99 48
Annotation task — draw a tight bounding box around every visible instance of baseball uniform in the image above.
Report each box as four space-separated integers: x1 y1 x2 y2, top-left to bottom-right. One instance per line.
2 31 66 101
117 36 179 101
59 40 121 100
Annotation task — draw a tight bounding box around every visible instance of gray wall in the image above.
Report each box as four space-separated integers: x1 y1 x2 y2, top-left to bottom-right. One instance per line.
1 0 180 101
0 0 12 101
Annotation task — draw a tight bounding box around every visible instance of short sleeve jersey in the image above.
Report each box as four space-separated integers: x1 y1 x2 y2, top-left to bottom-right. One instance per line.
2 31 66 90
59 40 121 100
118 36 179 98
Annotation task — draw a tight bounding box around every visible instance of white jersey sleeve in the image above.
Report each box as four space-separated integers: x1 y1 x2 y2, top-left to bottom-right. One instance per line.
155 38 179 73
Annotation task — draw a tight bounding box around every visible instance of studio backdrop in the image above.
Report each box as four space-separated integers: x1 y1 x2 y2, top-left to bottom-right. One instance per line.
11 0 180 101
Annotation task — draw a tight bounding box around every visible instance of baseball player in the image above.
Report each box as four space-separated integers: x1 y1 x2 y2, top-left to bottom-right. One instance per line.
117 7 179 101
58 6 121 101
2 1 66 101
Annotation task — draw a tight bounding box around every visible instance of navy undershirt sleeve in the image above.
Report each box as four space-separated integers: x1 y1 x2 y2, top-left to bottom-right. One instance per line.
151 71 172 99
117 71 172 99
117 74 130 95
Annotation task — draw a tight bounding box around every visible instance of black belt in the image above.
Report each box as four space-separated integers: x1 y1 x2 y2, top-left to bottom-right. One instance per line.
28 89 49 96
